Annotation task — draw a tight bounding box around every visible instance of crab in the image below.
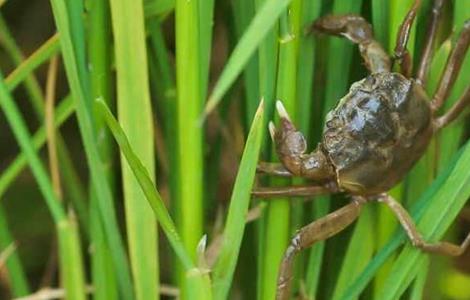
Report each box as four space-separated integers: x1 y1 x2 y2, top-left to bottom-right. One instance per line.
252 0 470 299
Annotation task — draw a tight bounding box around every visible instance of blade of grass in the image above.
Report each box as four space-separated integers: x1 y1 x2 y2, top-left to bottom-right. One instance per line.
0 70 86 299
408 258 429 300
175 0 205 290
147 18 179 212
204 0 292 116
0 14 45 114
198 0 214 105
0 95 73 198
231 0 259 124
212 100 264 299
87 0 118 299
299 1 323 296
96 98 213 299
0 204 29 296
109 0 159 299
57 213 86 300
260 2 303 298
0 19 88 231
371 0 389 46
144 0 175 19
49 1 134 297
4 34 60 91
297 1 326 297
332 207 374 300
251 0 280 297
340 139 470 300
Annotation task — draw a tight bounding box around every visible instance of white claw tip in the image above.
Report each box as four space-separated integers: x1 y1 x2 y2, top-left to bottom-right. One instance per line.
268 121 276 141
276 100 290 121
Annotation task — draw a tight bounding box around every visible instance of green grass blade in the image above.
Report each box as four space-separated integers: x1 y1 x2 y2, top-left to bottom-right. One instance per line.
231 0 259 124
175 0 205 290
144 0 175 18
371 0 389 46
4 34 60 91
0 204 29 296
97 98 214 299
408 258 429 300
0 14 44 115
109 0 159 298
212 100 264 299
0 95 74 197
204 0 292 116
88 0 118 298
96 98 193 270
0 69 87 299
332 207 374 300
57 214 86 300
0 13 88 235
0 72 65 223
260 1 303 298
49 1 134 297
254 0 279 296
147 18 179 216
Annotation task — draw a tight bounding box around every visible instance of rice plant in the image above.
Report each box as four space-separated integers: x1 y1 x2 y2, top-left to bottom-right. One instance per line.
0 0 469 299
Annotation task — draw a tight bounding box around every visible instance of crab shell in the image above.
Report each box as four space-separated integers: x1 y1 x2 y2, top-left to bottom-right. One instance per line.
322 72 433 195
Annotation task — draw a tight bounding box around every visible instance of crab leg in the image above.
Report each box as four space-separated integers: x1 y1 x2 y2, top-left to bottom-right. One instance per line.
393 0 422 77
416 0 445 85
257 162 293 177
378 194 470 256
434 86 470 129
276 197 365 300
252 184 334 198
431 20 470 111
310 14 390 73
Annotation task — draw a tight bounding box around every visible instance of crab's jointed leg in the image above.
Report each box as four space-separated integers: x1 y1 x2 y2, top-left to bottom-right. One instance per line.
310 14 391 73
378 194 470 256
393 0 422 77
431 20 470 111
416 0 445 85
435 86 470 129
276 197 366 300
252 184 334 199
257 161 293 177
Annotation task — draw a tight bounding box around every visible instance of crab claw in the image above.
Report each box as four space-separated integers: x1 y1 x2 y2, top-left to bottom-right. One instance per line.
269 121 276 142
276 100 291 122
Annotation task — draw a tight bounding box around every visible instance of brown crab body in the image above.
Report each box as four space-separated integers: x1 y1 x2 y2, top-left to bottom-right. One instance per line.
322 72 433 195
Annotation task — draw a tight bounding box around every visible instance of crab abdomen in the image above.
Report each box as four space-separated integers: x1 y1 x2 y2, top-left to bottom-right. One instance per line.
322 72 433 195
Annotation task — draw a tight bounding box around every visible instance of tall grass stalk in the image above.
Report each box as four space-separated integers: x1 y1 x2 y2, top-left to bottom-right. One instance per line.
49 1 134 297
0 71 86 298
175 0 205 289
109 1 159 299
88 0 118 298
260 2 303 299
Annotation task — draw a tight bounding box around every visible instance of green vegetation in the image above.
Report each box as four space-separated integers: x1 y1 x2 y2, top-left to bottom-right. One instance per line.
0 0 469 299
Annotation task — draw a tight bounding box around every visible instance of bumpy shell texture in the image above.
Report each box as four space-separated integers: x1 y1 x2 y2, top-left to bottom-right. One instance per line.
322 72 432 195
